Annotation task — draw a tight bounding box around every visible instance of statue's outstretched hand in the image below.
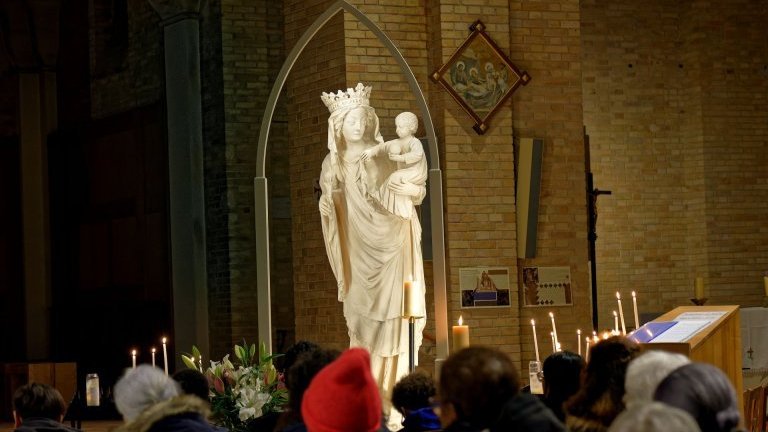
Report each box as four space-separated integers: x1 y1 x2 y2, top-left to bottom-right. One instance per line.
319 196 333 216
360 148 375 162
388 179 422 197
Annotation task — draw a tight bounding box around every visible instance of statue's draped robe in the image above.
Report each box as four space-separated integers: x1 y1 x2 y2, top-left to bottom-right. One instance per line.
319 124 427 426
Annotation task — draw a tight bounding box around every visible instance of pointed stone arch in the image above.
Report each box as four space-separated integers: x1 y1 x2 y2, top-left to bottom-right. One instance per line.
254 0 449 362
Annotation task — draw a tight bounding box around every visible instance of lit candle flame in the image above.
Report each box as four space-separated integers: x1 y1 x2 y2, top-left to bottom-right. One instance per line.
531 319 535 325
458 315 463 326
616 291 621 300
162 337 167 344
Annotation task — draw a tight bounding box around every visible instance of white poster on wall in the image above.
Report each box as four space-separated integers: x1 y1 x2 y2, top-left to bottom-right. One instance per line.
459 267 511 308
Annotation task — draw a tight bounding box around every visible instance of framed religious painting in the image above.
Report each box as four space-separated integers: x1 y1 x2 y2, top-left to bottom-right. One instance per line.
430 20 531 135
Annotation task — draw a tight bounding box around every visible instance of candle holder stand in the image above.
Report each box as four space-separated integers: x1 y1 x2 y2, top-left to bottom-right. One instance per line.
408 316 416 372
690 297 708 306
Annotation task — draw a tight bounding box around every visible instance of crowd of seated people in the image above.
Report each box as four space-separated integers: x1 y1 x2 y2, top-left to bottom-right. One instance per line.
10 335 748 432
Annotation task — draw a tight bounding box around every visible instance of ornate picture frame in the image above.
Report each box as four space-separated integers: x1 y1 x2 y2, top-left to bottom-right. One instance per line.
430 20 531 134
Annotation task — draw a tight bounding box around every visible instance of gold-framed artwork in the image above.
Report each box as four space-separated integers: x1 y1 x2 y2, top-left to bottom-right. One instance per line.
430 20 531 135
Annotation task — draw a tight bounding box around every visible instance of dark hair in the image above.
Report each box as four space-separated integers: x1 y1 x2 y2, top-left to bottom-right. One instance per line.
542 350 585 422
286 347 340 414
172 368 210 402
653 362 740 432
277 340 320 373
391 371 436 415
439 346 519 428
564 336 641 427
13 383 67 420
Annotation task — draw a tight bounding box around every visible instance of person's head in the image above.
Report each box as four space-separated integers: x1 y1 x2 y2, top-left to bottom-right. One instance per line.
653 363 740 432
542 350 584 404
115 364 180 422
607 401 701 432
286 347 340 414
624 350 689 408
301 348 381 432
438 346 519 429
278 340 320 373
172 368 210 402
12 383 67 426
391 371 436 416
564 336 641 425
395 112 418 138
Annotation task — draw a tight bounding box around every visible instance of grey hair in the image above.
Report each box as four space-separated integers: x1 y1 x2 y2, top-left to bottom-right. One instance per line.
624 350 689 408
114 365 180 421
608 402 701 432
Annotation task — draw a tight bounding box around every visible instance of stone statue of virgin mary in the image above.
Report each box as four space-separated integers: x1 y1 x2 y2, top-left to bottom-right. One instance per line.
318 83 428 428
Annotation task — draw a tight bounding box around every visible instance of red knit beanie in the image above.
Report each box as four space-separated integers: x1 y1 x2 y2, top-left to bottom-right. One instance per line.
301 347 382 432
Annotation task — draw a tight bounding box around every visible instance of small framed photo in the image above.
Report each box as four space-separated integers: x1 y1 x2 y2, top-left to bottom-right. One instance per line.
430 20 531 135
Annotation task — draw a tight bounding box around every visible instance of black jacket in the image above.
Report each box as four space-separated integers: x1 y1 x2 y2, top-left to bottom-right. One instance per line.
15 417 82 432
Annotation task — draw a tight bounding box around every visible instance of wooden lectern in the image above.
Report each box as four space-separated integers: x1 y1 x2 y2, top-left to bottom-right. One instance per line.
642 305 743 408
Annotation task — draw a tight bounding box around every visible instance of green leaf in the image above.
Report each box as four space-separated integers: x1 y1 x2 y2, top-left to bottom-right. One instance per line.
192 345 201 359
181 354 198 370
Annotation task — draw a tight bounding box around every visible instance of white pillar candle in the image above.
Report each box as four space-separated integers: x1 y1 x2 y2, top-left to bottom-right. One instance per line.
452 316 470 350
577 329 582 356
631 291 639 330
531 319 540 363
162 337 169 375
549 312 559 349
616 292 627 335
151 348 156 367
131 350 137 369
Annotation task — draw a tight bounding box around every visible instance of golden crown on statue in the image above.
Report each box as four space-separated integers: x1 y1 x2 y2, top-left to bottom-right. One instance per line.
321 83 371 113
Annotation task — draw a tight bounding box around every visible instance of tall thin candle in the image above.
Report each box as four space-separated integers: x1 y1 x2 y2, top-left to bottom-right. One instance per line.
131 350 137 369
162 337 169 375
613 310 618 334
616 292 627 335
550 332 556 353
577 329 582 356
151 348 156 367
549 312 559 349
531 319 540 363
631 291 639 330
585 337 590 362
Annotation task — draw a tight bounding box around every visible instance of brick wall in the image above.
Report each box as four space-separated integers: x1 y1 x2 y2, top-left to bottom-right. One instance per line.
89 0 162 118
582 0 768 326
220 0 290 352
200 0 232 359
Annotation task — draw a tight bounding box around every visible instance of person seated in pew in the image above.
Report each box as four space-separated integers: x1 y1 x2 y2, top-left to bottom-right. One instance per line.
114 365 221 432
653 363 743 432
541 350 585 422
607 401 701 432
437 346 565 432
12 383 81 432
564 336 641 432
391 371 440 432
623 350 689 409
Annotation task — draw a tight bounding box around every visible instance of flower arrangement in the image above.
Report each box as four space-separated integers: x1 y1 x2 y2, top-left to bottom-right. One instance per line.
182 342 287 432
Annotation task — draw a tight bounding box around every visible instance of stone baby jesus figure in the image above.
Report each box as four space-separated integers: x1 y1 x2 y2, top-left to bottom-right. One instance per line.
361 111 428 219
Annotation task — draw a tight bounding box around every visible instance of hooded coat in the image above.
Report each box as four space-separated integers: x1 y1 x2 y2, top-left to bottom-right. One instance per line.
113 395 222 432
